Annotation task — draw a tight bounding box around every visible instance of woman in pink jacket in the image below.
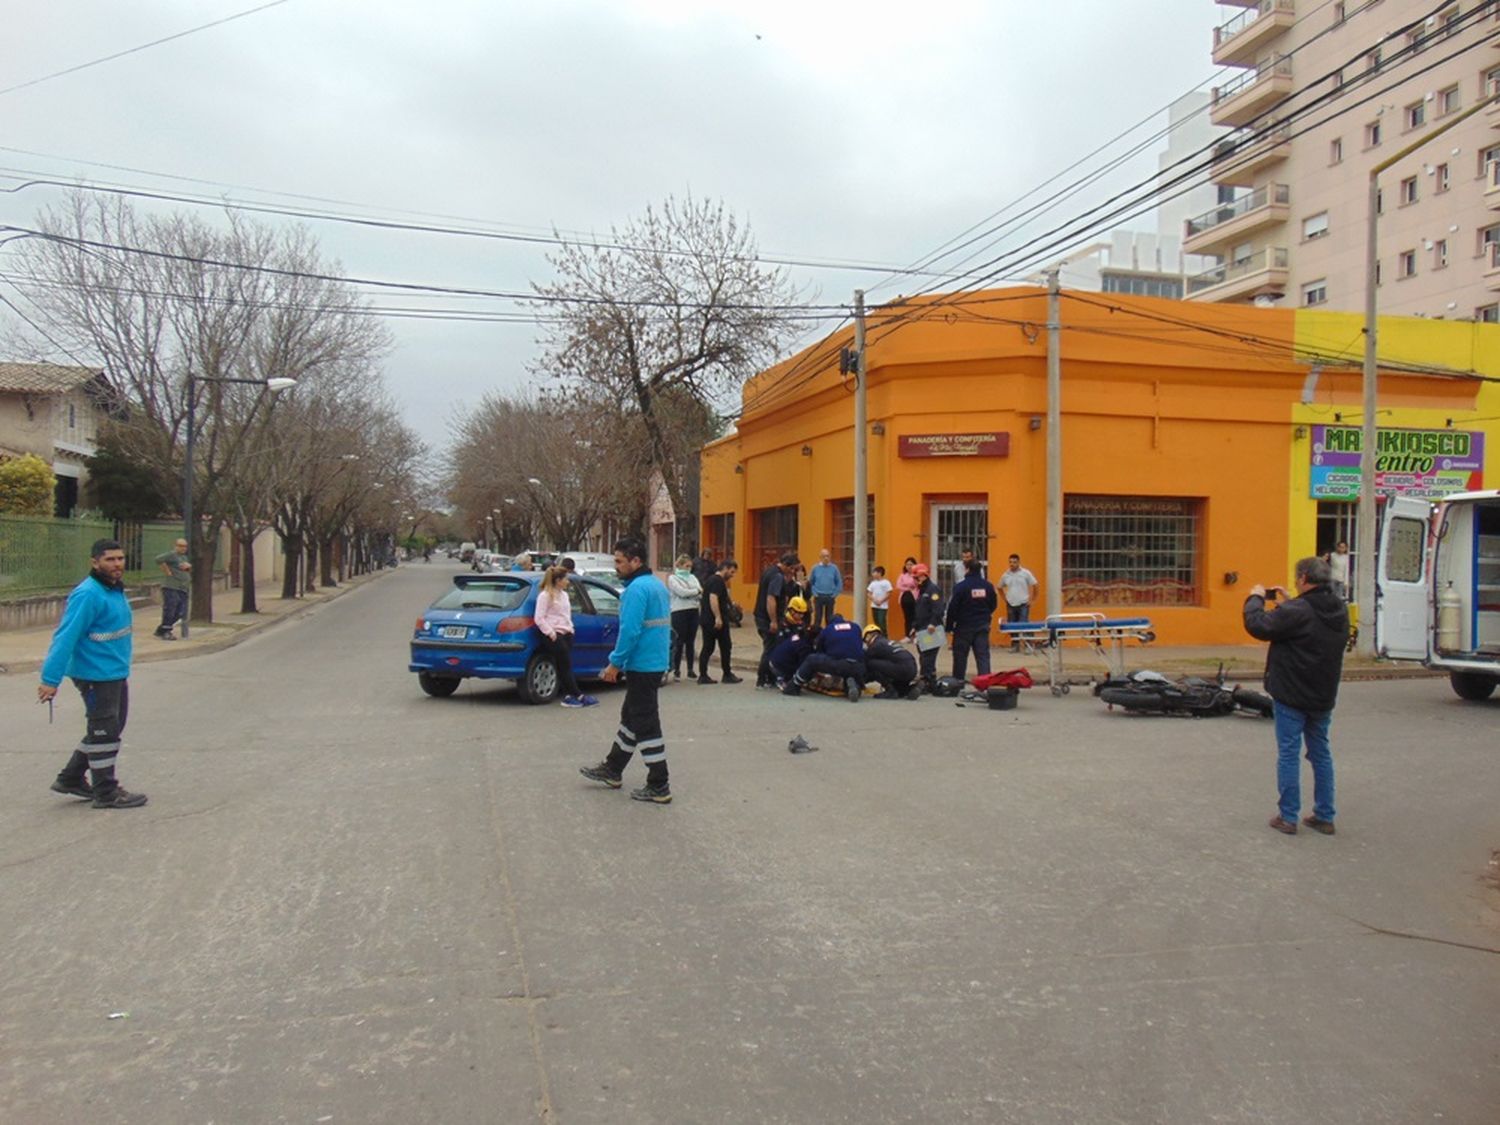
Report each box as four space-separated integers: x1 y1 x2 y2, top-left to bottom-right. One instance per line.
535 566 597 708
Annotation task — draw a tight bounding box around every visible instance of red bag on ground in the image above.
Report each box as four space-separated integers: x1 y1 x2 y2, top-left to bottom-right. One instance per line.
972 669 1034 691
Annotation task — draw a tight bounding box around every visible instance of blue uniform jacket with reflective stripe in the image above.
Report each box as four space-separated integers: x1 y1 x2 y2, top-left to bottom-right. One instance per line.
609 569 671 672
40 573 133 687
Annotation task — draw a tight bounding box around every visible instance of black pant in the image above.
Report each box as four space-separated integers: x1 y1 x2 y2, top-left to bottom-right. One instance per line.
919 646 939 685
951 626 992 682
540 632 580 697
794 653 865 687
812 595 836 629
604 673 668 785
158 587 187 634
699 620 732 677
60 678 129 792
900 591 917 637
866 653 918 694
756 623 778 686
670 608 699 677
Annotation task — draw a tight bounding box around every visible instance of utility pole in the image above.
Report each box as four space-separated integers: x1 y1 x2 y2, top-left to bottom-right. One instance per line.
852 289 869 625
1356 93 1497 658
1045 269 1062 619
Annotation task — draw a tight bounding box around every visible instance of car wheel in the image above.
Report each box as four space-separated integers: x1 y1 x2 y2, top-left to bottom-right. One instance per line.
518 653 560 705
418 671 461 698
1449 671 1498 702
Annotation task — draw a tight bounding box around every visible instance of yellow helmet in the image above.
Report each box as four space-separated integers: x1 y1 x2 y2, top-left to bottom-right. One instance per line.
786 596 809 616
862 623 883 639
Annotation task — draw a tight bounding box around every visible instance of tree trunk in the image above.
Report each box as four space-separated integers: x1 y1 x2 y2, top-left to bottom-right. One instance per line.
280 532 301 599
304 542 317 595
190 527 219 625
319 538 336 587
239 533 259 614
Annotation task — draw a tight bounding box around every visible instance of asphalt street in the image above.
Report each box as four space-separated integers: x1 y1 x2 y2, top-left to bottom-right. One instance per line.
2 560 1498 1124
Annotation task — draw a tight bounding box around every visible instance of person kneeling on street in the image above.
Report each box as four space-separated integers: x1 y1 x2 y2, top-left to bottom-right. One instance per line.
769 599 816 689
862 624 923 700
787 612 868 702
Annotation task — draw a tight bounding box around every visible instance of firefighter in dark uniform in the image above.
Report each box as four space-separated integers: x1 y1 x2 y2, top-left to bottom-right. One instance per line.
862 624 923 700
911 563 947 691
767 598 815 687
787 612 868 701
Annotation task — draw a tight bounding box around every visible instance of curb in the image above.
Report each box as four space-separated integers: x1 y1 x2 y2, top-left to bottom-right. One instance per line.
0 570 390 677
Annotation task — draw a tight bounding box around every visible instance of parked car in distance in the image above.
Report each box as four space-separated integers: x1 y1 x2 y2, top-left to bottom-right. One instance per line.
409 572 623 703
459 541 477 562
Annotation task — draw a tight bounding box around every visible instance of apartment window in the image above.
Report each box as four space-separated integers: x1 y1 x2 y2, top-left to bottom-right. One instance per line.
1434 239 1449 269
1061 496 1203 608
1405 101 1426 130
68 402 76 428
1366 48 1382 73
1376 261 1383 286
1398 249 1417 278
1333 1 1346 24
1399 176 1418 205
1231 241 1254 266
701 513 735 564
1438 85 1461 116
1405 30 1425 57
829 497 875 593
1477 305 1500 322
1375 188 1384 215
1302 212 1330 241
1436 162 1451 192
1484 65 1500 98
750 505 798 573
1329 137 1343 164
1365 119 1382 147
1479 145 1500 177
1439 5 1461 36
1302 279 1329 306
1480 225 1500 259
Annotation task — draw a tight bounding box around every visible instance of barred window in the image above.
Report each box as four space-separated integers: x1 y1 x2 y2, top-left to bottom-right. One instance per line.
751 505 798 573
830 496 876 592
701 513 735 564
1062 495 1203 607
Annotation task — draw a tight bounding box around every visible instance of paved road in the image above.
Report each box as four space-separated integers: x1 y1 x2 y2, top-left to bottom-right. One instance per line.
3 561 1498 1124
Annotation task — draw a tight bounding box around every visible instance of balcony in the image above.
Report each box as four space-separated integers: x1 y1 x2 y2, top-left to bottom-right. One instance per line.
1486 242 1500 290
1183 183 1290 254
1211 56 1294 128
1213 0 1296 68
1209 124 1292 186
1186 247 1290 302
1488 79 1500 126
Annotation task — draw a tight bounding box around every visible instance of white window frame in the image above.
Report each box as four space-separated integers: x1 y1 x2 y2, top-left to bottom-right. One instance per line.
1301 279 1329 306
1302 211 1330 241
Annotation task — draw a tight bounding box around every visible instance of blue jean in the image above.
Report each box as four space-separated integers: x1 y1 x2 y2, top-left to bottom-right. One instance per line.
1272 700 1335 823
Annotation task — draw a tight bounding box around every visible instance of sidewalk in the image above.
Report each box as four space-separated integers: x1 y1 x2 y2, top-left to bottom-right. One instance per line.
0 571 389 676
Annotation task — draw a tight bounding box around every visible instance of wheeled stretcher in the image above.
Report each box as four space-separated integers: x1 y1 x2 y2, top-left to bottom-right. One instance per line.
999 613 1155 695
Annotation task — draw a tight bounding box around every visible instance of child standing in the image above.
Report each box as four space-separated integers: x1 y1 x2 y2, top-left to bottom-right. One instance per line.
867 565 892 635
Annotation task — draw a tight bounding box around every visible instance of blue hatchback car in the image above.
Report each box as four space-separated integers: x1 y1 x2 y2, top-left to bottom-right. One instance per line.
409 572 622 703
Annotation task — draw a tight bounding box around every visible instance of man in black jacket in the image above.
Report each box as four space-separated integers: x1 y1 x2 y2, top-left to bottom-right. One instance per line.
945 558 998 682
910 564 947 690
1243 556 1350 836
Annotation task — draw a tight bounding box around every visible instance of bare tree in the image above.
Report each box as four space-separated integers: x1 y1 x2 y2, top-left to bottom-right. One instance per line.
531 196 798 539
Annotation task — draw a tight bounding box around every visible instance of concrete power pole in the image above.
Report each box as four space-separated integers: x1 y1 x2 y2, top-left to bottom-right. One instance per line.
1045 270 1062 619
852 289 869 625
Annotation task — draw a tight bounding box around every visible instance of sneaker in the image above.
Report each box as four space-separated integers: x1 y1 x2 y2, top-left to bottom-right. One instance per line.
160 633 178 641
781 682 802 696
560 696 584 708
697 674 717 684
905 683 923 701
579 763 622 789
1302 815 1336 835
845 678 862 703
721 673 743 684
50 777 94 800
578 695 600 707
630 783 672 804
92 787 147 810
1267 815 1297 835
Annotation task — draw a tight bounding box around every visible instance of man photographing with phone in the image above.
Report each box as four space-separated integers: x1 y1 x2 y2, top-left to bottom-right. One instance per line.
1242 556 1350 837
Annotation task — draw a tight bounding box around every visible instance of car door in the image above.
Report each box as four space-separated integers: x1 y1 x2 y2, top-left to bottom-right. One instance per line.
1376 495 1432 660
572 578 622 674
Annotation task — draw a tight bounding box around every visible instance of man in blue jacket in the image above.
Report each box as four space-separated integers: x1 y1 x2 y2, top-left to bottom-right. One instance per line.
580 537 675 804
787 612 867 701
808 548 843 630
38 539 148 809
945 558 998 682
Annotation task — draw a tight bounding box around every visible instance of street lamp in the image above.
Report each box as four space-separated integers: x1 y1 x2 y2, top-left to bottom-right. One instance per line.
181 373 297 637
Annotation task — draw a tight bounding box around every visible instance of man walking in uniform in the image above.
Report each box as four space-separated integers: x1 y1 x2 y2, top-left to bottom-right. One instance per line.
580 537 675 804
39 539 148 809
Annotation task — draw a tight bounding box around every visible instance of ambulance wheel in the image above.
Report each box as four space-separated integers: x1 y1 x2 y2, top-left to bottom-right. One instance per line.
1449 671 1498 702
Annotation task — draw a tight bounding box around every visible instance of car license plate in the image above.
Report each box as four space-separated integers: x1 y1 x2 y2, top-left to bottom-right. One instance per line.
442 625 468 639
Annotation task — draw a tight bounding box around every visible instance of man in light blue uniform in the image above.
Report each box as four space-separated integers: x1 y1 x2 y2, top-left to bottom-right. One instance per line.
38 539 148 809
579 537 675 804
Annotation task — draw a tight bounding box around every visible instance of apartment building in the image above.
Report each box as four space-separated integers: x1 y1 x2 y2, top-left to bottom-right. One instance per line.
1185 0 1500 319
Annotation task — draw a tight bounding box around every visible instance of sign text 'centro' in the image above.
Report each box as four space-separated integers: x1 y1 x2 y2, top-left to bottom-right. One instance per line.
898 432 1010 458
1310 424 1484 500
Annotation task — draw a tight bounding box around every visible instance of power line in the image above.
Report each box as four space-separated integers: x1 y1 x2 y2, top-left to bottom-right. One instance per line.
0 0 296 98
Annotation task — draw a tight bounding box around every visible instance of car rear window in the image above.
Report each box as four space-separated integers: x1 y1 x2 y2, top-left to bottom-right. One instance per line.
433 580 530 611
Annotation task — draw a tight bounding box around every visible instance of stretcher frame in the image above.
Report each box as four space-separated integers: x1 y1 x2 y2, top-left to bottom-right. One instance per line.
1000 613 1156 695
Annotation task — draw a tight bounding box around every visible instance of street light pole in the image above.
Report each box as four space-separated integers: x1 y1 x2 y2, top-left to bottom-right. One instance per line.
179 373 297 637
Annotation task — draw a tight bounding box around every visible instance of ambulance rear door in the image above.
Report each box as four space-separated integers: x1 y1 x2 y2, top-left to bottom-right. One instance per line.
1375 495 1433 661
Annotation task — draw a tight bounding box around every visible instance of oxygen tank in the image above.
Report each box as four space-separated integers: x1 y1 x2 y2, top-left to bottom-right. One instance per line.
1436 581 1462 652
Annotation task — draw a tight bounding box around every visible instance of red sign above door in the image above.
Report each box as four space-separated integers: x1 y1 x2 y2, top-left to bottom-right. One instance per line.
898 432 1010 458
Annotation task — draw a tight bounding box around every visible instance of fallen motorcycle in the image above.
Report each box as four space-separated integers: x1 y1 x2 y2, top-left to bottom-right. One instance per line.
1095 667 1272 718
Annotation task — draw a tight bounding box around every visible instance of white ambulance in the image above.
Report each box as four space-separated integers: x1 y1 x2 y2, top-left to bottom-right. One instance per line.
1377 489 1500 701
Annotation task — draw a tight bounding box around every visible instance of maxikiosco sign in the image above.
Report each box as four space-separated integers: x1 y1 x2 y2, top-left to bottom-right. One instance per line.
1309 425 1485 500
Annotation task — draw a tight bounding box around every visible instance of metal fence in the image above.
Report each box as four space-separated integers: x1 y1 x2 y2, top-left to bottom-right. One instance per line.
0 515 181 595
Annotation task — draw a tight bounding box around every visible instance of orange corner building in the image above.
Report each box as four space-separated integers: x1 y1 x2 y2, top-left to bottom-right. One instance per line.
698 286 1500 645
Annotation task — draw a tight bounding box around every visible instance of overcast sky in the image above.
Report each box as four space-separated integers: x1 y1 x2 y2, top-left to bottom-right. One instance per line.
0 0 1223 456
